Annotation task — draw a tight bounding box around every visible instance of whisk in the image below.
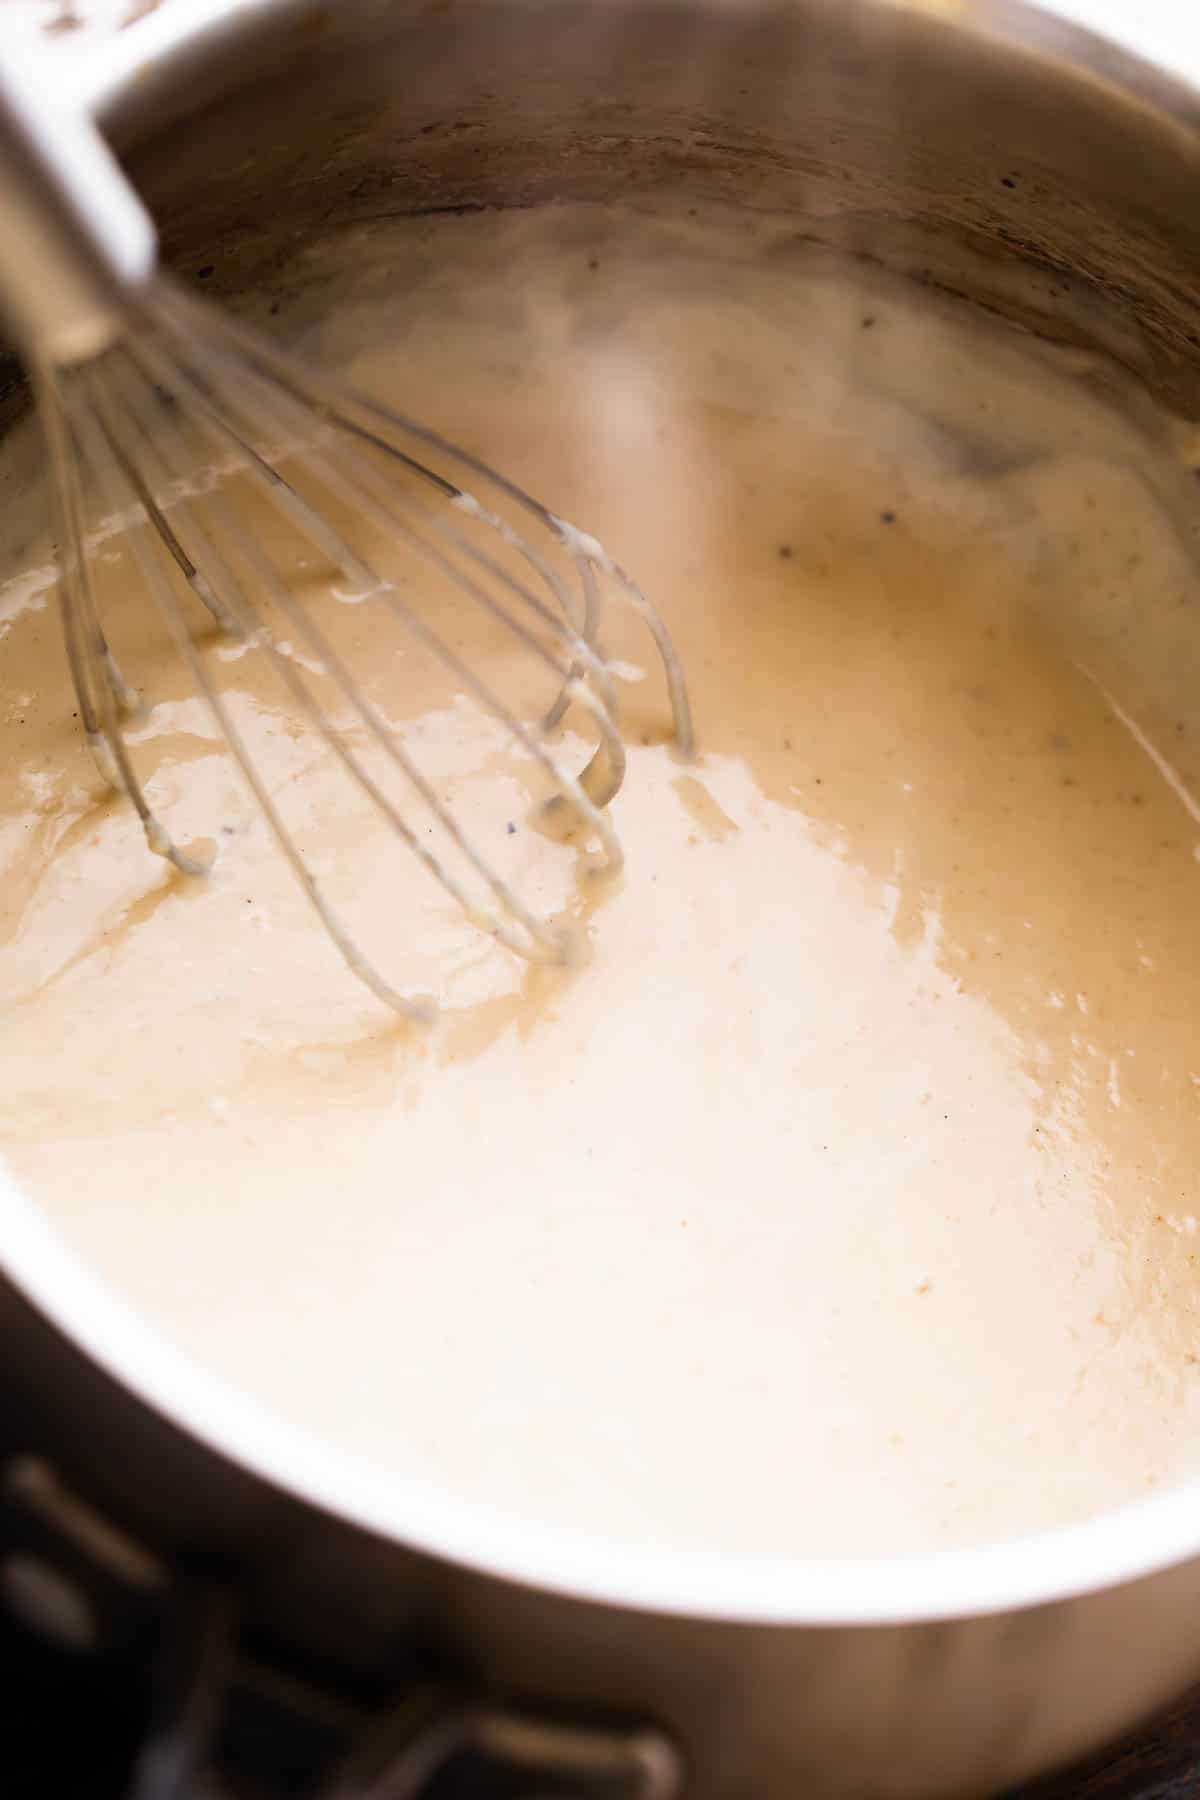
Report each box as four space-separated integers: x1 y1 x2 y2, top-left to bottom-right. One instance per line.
0 26 692 1019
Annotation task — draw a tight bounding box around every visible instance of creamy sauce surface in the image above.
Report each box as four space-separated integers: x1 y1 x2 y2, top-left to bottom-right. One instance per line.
2 205 1200 1555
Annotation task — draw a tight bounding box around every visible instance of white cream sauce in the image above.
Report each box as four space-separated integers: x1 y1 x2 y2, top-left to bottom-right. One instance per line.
2 204 1200 1556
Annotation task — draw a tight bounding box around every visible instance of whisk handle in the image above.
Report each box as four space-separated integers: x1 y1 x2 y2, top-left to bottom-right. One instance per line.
0 18 156 367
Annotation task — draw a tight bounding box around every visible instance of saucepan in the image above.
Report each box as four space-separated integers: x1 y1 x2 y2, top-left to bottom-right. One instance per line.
3 1 1200 1793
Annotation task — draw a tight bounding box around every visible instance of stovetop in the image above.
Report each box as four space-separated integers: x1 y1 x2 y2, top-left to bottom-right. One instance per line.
1020 1690 1200 1800
4 1602 1200 1800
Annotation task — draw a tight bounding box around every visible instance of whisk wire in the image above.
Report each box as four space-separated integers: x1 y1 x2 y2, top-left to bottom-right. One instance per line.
39 365 206 879
75 369 435 1021
155 278 694 755
149 292 627 753
97 358 575 972
138 329 630 823
32 277 695 1014
117 330 627 912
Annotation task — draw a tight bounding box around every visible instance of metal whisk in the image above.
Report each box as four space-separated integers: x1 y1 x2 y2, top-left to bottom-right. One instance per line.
0 26 692 1018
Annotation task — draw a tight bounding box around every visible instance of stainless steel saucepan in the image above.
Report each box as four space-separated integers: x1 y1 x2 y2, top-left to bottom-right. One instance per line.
3 3 1200 1794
